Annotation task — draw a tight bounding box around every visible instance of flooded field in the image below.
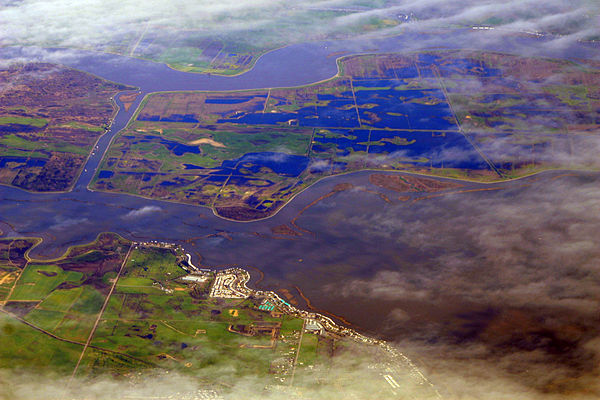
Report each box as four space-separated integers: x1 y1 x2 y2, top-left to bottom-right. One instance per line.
87 49 600 220
1 29 600 397
0 64 132 191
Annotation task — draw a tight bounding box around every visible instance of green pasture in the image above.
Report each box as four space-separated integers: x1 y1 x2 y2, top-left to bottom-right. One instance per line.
115 281 162 295
158 47 206 66
296 332 320 367
111 125 312 171
60 121 104 132
9 264 83 301
0 134 43 151
76 346 152 377
87 245 303 377
22 285 106 340
24 308 65 332
36 287 83 312
0 134 89 156
280 316 304 336
91 316 276 377
0 147 49 159
124 247 185 281
53 313 98 342
0 313 82 373
0 116 48 127
70 286 105 314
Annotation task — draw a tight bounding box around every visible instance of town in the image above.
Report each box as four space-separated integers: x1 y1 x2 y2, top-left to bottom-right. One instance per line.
135 240 440 397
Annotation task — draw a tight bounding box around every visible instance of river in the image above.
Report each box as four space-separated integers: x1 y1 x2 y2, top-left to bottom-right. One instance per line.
1 28 599 343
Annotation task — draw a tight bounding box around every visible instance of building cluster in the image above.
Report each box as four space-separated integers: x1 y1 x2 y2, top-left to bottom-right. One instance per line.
183 263 439 397
258 299 276 311
208 268 251 298
180 275 209 283
205 267 382 346
133 240 180 250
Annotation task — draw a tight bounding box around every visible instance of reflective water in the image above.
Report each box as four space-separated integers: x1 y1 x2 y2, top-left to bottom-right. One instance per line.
0 28 598 340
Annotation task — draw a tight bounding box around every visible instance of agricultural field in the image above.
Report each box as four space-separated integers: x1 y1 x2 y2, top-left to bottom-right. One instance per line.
0 234 145 375
86 244 304 385
0 63 133 191
2 233 130 345
0 312 85 374
0 238 38 303
131 35 261 75
94 51 600 220
86 8 404 75
2 239 406 397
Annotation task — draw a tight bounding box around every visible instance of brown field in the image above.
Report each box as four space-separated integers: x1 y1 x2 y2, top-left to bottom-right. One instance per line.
0 63 134 191
369 173 464 193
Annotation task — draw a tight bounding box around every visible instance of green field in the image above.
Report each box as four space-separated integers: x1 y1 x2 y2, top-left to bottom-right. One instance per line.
1 233 130 359
0 116 48 127
0 238 38 302
0 237 436 398
1 238 308 385
9 264 83 301
297 332 320 367
0 313 83 373
81 245 306 384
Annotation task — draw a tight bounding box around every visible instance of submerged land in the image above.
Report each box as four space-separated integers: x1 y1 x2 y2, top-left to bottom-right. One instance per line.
0 234 438 399
0 63 133 191
1 38 599 399
90 50 600 220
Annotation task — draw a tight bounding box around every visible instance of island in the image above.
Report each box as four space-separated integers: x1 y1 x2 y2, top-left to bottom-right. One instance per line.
0 63 134 191
91 51 600 220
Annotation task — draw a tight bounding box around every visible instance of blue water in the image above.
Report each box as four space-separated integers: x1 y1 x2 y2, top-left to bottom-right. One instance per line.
313 129 370 156
0 157 28 167
125 135 201 156
369 130 489 169
98 170 114 179
0 157 48 168
394 66 419 79
220 152 309 177
183 164 205 170
205 96 260 104
204 175 229 184
352 86 458 131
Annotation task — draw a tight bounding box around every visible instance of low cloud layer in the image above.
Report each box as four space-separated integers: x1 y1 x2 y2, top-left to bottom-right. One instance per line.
0 339 437 400
123 205 162 219
325 173 600 398
0 0 598 57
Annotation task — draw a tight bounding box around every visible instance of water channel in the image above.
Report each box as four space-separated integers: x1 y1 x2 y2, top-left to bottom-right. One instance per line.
1 28 598 340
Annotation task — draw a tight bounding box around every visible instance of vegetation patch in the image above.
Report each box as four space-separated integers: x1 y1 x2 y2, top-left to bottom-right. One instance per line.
0 63 134 191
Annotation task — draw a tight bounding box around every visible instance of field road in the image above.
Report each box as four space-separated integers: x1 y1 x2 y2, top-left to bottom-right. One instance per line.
70 244 133 380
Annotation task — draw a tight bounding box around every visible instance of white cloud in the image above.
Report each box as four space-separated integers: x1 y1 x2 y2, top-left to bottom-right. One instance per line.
0 0 597 58
123 205 161 219
50 216 89 230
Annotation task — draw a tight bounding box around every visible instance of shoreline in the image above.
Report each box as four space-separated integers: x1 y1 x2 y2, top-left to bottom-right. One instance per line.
78 167 597 224
135 240 442 397
3 44 599 211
